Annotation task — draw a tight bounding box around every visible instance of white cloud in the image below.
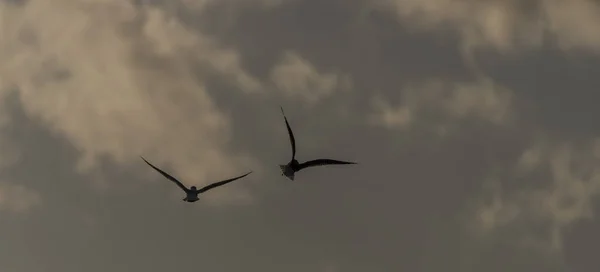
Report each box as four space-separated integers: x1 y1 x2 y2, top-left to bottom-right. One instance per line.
472 138 600 253
472 179 521 235
270 51 352 105
0 182 41 213
0 0 262 204
377 0 600 54
542 0 600 52
369 78 513 132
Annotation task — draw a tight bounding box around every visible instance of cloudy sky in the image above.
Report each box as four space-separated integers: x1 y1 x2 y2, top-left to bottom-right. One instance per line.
1 0 600 271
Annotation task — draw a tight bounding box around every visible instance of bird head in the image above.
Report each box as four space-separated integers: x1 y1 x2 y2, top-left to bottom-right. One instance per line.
190 186 197 191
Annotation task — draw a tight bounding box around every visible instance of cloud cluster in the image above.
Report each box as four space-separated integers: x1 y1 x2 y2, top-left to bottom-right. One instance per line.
1 0 600 269
0 0 264 203
471 137 600 254
270 51 351 105
369 78 513 132
379 0 600 54
0 181 41 213
363 1 600 258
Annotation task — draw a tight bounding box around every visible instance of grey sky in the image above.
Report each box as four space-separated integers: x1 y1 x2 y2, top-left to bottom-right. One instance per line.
1 0 600 271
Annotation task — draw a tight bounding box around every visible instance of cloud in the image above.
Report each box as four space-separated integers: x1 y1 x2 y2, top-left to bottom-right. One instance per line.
377 0 600 54
542 0 600 52
0 182 41 213
368 78 513 132
176 0 283 11
321 263 339 272
472 137 600 253
362 3 600 255
0 0 263 204
269 50 352 105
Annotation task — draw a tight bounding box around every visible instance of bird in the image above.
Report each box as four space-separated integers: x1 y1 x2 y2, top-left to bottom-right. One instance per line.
141 156 252 202
278 106 356 181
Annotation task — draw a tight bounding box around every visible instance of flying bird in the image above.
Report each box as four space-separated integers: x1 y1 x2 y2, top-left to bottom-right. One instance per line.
141 156 252 202
278 106 356 180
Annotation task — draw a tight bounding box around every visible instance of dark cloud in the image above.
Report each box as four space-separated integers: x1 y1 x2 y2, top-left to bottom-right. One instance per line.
1 0 600 271
480 48 600 140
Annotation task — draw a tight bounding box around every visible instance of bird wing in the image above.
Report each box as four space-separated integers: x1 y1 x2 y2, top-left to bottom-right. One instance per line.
198 171 253 193
280 106 296 160
141 156 189 193
298 159 357 170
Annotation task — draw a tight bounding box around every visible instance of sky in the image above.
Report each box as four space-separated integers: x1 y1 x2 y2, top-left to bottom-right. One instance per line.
1 0 600 271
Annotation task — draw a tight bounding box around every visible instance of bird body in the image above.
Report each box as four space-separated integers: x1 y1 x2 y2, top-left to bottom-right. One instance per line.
279 107 356 180
279 164 296 180
183 191 201 202
183 186 201 202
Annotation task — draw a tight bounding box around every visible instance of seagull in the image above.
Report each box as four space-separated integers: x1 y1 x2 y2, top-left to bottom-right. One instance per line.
278 106 356 181
141 156 252 202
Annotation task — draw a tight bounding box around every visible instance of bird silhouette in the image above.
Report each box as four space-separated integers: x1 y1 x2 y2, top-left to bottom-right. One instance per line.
141 156 252 202
278 106 356 180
